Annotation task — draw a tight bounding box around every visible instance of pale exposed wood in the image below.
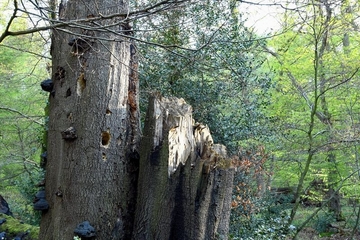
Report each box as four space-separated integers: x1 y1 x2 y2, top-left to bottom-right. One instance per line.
133 95 234 240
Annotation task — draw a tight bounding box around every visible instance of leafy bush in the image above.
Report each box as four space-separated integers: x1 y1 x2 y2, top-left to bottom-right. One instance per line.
313 212 336 234
229 145 296 239
228 147 336 239
230 209 296 239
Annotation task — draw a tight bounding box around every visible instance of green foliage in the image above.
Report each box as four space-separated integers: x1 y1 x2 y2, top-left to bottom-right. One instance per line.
230 206 296 239
136 0 274 154
0 213 39 239
1 169 44 226
0 33 47 188
14 170 44 225
264 0 360 227
0 4 49 227
229 145 298 239
313 212 336 234
253 213 296 240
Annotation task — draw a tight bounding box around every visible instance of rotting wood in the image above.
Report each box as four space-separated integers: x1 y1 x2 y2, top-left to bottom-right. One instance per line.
133 94 234 240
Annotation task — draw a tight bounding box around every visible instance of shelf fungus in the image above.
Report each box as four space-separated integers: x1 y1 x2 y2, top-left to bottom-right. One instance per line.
40 79 53 92
74 221 96 238
61 126 77 140
40 79 55 96
33 190 49 211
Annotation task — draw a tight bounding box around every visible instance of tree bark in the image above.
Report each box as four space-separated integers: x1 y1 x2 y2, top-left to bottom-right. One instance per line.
133 95 234 240
40 0 140 239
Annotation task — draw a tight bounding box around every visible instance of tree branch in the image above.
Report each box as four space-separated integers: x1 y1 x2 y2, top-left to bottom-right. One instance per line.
0 107 44 126
0 0 18 43
0 0 189 43
316 67 360 100
237 0 310 11
314 138 360 153
294 167 360 236
1 44 51 59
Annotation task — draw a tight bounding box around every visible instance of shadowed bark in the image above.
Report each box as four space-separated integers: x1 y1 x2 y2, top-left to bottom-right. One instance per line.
133 95 234 240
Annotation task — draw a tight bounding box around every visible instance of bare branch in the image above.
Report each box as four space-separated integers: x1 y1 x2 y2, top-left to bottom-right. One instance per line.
295 167 360 233
1 44 51 59
317 68 360 100
0 0 189 43
0 107 44 126
0 0 19 43
237 0 309 11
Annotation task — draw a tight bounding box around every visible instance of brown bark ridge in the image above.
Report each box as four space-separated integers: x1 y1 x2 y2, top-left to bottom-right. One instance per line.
39 0 140 239
133 94 234 240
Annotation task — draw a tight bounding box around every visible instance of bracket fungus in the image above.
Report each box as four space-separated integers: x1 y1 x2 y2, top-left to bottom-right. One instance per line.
40 79 53 92
40 79 55 96
33 190 49 211
61 126 77 140
74 221 96 238
33 199 49 211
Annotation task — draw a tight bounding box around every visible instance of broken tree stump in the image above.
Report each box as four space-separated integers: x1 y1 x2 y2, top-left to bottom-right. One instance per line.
133 94 234 240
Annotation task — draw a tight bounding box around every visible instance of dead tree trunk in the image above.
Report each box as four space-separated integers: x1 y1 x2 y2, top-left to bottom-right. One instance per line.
39 1 234 239
39 1 140 239
133 95 234 240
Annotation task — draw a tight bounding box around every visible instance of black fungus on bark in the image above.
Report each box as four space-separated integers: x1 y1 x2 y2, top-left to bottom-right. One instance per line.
61 126 77 140
33 199 49 211
74 221 96 238
14 231 29 240
40 79 53 92
33 190 49 211
34 190 46 201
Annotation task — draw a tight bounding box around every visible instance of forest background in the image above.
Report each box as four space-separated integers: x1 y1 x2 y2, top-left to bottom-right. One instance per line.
1 0 360 239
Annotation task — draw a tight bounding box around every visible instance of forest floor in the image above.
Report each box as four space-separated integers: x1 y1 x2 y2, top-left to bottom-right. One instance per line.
296 227 360 240
290 203 360 239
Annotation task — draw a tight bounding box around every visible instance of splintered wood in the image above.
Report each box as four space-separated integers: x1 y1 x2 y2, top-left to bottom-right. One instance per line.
134 94 234 239
152 96 230 176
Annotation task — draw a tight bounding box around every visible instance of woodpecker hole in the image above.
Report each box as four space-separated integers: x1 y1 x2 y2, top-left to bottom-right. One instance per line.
106 109 112 115
101 131 111 147
66 88 71 97
102 152 107 161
